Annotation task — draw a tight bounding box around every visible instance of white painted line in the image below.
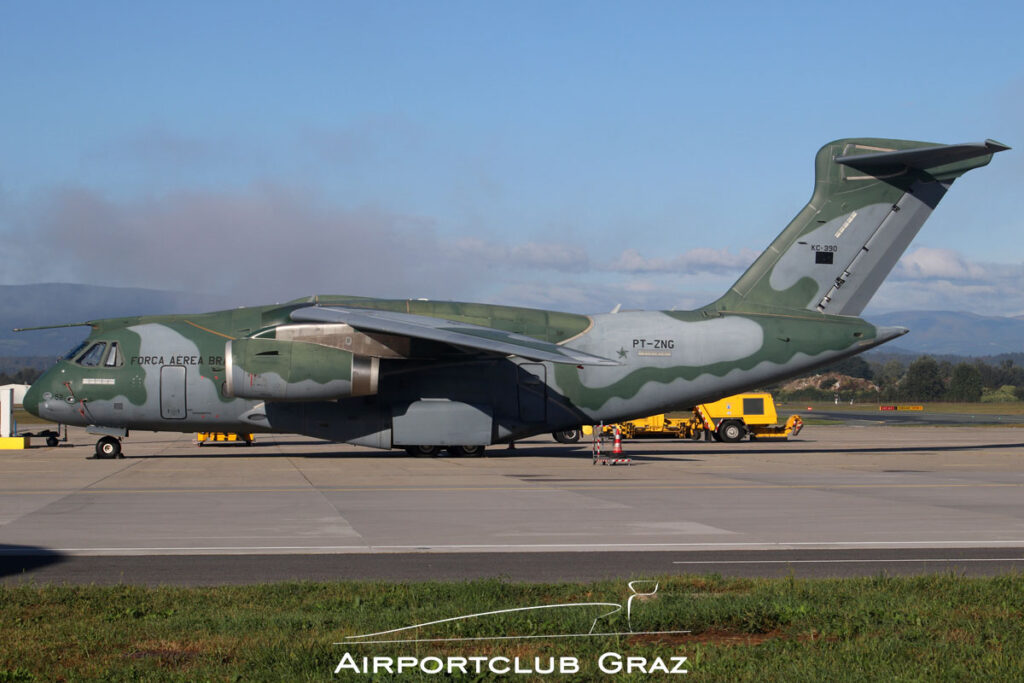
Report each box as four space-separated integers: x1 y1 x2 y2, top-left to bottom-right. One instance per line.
372 540 1024 550
673 558 1024 565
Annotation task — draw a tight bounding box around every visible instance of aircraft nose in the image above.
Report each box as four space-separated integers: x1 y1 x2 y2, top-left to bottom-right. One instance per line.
23 378 44 418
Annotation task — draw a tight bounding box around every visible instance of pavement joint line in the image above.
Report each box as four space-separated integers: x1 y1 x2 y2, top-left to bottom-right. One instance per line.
0 482 1021 495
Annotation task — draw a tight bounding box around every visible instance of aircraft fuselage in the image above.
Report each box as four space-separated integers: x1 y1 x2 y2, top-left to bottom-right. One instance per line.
24 297 896 450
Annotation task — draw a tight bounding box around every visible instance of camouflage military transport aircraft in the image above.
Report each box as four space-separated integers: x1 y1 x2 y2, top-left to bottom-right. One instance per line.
20 138 1008 458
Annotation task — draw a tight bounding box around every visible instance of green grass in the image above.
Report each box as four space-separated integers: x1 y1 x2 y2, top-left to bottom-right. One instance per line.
2 575 1022 681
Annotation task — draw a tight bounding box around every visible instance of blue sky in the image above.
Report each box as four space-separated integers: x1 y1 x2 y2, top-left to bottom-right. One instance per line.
1 0 1021 314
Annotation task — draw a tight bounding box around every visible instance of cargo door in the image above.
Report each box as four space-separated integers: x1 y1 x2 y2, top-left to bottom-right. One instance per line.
160 365 187 420
517 363 547 423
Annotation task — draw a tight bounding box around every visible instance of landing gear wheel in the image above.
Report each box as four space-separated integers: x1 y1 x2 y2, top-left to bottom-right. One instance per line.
405 445 441 457
46 436 60 448
96 436 122 459
553 429 581 444
717 420 746 443
448 445 485 457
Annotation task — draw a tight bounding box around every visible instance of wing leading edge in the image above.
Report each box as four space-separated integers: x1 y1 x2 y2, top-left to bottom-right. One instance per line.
289 306 618 366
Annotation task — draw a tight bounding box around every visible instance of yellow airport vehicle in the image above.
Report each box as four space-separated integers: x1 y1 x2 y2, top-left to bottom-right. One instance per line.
694 393 803 442
196 432 255 446
607 413 703 440
575 392 802 444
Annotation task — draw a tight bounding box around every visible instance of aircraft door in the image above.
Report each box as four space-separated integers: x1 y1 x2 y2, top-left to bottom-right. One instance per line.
517 363 547 423
160 365 187 419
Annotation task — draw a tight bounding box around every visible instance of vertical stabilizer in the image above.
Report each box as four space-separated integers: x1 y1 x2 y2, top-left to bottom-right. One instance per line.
716 138 1008 316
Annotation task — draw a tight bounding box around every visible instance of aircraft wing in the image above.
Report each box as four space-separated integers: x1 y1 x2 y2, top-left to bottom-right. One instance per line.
289 306 618 366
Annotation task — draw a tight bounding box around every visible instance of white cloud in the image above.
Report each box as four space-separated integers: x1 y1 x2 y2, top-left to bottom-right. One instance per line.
609 247 758 274
451 238 588 272
893 246 988 281
871 248 1024 316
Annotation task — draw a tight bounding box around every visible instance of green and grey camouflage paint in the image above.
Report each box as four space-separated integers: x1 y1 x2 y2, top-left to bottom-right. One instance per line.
22 138 1008 453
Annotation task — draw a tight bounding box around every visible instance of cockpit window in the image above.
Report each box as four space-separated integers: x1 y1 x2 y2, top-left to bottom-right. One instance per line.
77 343 107 367
63 341 90 360
104 342 123 367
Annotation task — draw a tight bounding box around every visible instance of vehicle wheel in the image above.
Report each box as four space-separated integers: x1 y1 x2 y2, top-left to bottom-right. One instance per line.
96 436 122 459
404 445 441 457
689 429 703 441
717 421 745 443
448 445 485 457
553 429 581 444
46 436 60 448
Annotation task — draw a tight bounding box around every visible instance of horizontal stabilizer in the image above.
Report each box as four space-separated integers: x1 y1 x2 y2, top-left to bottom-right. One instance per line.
290 306 619 366
835 139 1009 175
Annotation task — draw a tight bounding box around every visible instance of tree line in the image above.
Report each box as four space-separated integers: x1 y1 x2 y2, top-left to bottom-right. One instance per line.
778 355 1024 403
0 367 42 386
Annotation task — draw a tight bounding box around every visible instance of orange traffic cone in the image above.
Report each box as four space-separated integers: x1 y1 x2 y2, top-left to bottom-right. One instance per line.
612 426 623 455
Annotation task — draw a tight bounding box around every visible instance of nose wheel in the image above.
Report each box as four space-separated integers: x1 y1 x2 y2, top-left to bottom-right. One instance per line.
95 436 123 459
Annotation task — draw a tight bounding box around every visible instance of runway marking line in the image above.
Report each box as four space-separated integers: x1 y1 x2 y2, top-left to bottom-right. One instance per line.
672 558 1024 565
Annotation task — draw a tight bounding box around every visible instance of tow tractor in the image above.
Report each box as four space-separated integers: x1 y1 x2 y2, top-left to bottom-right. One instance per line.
560 392 802 444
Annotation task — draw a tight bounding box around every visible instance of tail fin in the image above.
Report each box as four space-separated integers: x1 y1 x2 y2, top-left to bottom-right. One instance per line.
716 138 1009 316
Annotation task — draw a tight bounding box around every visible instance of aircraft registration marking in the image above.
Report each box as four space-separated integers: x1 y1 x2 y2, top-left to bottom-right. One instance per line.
632 339 674 350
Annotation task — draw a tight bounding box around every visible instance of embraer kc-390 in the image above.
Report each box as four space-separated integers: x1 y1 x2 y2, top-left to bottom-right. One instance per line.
19 137 1008 458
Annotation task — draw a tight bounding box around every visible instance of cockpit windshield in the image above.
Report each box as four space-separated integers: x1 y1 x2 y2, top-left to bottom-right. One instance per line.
104 342 122 367
77 342 107 367
63 340 90 360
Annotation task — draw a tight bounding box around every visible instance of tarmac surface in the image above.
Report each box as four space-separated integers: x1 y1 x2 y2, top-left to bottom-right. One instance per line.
2 423 1023 584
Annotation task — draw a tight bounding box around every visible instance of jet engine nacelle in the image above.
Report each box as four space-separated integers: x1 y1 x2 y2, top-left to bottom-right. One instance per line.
224 338 379 401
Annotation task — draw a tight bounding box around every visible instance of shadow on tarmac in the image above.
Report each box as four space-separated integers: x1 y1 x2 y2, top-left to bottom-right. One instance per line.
115 438 1024 461
120 443 707 462
0 545 66 579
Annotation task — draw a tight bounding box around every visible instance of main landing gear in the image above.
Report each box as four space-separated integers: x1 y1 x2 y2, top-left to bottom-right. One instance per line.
95 436 123 459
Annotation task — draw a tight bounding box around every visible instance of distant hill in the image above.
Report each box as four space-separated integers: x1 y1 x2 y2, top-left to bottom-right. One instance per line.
867 311 1024 356
0 283 237 358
